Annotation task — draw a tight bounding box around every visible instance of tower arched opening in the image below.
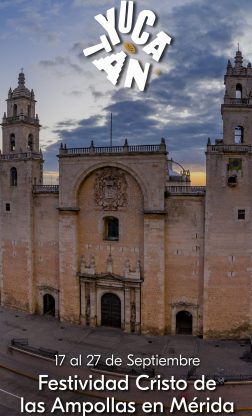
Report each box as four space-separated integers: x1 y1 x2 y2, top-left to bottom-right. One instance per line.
28 134 33 151
234 126 244 144
10 167 17 186
235 83 242 99
10 134 15 152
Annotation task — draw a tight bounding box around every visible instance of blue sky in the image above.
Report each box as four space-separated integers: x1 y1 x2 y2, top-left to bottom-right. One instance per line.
1 0 252 183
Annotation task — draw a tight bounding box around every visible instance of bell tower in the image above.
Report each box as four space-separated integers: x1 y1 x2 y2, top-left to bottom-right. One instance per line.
204 49 252 338
2 71 40 155
0 72 43 312
222 49 252 145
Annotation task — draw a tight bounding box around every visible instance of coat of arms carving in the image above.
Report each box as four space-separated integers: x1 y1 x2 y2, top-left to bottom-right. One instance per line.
94 168 128 210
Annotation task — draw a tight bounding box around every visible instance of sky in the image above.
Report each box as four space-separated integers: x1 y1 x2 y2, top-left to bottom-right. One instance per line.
1 0 252 185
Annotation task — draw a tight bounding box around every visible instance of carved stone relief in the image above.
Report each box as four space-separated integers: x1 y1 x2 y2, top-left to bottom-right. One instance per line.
94 168 128 211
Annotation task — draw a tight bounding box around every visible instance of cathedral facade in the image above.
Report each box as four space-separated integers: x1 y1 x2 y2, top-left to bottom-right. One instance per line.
1 50 252 339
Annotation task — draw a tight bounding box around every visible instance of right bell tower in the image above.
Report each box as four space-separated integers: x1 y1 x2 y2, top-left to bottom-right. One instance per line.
204 49 252 339
222 49 252 145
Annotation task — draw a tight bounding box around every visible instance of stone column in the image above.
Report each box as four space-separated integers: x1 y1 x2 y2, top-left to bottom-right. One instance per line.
171 306 176 336
135 287 141 333
192 308 198 336
55 291 59 319
90 282 97 327
80 281 86 325
141 214 166 334
250 270 252 335
124 287 131 332
58 209 80 323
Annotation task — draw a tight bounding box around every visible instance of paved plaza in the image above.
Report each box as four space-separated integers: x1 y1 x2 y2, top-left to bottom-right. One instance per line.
0 306 251 378
0 306 251 414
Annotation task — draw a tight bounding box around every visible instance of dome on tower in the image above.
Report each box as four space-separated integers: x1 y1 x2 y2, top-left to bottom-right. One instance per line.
168 159 190 183
12 71 32 99
235 49 243 63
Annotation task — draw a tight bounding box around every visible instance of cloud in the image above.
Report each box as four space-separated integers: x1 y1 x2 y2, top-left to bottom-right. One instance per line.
89 86 107 100
70 42 88 61
55 119 81 129
39 0 252 174
2 1 70 44
0 0 26 9
64 90 84 97
73 0 113 7
38 56 84 75
7 15 61 43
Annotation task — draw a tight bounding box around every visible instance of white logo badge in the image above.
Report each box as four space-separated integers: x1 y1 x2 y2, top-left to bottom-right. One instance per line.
83 1 172 91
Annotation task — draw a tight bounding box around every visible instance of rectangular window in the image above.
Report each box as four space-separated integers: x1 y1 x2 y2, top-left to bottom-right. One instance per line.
238 209 245 220
5 203 10 212
104 217 119 241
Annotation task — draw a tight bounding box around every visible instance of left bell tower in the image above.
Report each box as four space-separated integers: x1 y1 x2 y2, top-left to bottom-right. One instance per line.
0 71 43 312
2 71 40 155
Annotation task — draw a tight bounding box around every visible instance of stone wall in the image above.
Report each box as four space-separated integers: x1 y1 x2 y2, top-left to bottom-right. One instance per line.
204 150 252 338
165 196 205 335
33 193 59 315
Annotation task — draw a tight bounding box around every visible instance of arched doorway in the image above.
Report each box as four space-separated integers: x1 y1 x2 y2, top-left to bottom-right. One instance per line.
101 293 121 328
43 294 55 316
176 310 193 334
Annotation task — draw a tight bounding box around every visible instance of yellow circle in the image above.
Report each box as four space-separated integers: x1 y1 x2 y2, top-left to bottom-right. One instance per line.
154 68 162 76
123 42 137 54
